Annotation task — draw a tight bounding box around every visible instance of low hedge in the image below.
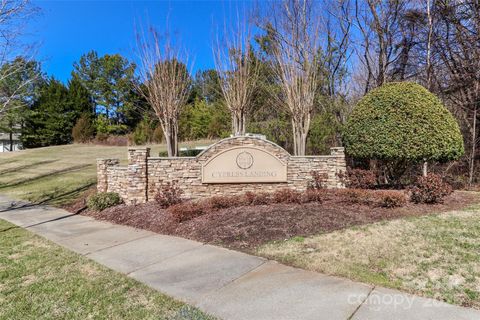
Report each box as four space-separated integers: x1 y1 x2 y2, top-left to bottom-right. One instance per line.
87 192 122 211
158 149 203 157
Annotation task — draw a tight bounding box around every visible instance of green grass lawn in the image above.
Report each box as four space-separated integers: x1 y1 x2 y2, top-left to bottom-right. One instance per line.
257 203 480 309
0 219 214 320
0 140 214 206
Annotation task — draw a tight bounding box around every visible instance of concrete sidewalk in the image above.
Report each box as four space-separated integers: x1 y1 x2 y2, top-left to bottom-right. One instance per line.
0 195 478 320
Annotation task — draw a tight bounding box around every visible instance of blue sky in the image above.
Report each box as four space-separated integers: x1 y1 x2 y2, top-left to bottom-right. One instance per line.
29 1 252 82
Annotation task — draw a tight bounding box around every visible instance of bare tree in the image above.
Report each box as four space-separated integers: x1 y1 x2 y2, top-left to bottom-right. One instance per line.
320 0 354 144
0 0 39 120
213 16 259 136
353 0 408 92
433 0 480 185
135 27 191 157
264 0 322 156
426 0 435 90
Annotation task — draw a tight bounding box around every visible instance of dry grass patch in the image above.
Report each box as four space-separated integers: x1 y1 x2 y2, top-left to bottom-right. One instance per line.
0 140 214 206
257 207 480 308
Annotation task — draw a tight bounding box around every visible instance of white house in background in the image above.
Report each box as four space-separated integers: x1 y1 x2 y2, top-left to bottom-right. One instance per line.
0 132 21 152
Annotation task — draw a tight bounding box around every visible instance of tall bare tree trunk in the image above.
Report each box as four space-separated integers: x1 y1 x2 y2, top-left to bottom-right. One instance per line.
231 110 246 136
426 0 434 90
9 131 13 151
135 26 190 158
265 0 321 155
213 17 258 137
470 107 477 186
163 120 179 157
425 0 433 182
291 114 310 156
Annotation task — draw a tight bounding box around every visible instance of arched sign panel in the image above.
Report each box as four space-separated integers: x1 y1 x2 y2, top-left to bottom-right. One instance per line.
202 147 287 183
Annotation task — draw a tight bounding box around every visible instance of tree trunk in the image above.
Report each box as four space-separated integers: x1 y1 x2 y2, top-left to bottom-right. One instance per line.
426 0 434 90
163 120 179 157
9 131 13 151
469 107 477 186
423 160 428 177
232 110 246 136
240 109 246 136
233 113 240 136
291 116 310 156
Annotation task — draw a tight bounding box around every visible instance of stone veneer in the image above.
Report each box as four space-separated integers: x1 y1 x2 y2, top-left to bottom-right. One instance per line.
97 136 346 205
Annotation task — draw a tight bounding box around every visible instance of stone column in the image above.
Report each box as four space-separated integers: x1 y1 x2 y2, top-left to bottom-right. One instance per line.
329 147 346 188
96 159 120 192
126 148 150 205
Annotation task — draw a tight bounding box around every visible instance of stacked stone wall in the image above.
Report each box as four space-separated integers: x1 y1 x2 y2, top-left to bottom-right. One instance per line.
97 137 346 204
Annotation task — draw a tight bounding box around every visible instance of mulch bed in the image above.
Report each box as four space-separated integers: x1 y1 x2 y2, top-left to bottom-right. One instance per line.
61 187 96 214
81 191 480 252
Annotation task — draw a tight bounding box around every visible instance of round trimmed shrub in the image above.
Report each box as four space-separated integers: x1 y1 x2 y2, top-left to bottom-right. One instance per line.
343 82 464 163
87 192 122 211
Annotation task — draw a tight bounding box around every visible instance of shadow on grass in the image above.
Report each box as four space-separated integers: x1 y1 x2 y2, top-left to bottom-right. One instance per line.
0 158 21 167
0 159 59 177
0 182 96 233
0 225 19 233
0 181 96 213
0 164 92 189
36 181 96 206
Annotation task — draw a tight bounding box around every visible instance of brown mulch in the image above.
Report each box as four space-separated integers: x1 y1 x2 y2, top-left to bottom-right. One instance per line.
82 191 480 252
61 187 96 214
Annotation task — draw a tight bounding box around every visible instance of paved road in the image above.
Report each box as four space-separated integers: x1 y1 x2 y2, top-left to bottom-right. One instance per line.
0 194 478 320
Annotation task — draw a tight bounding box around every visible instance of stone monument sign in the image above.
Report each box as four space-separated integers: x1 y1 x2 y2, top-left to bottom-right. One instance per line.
202 147 287 183
97 136 346 205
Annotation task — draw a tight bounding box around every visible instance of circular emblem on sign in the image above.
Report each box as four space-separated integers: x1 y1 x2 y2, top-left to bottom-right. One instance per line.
236 151 254 169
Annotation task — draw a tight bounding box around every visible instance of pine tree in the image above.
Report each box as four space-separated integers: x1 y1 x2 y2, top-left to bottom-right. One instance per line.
0 57 43 149
68 75 95 117
72 51 140 127
22 78 78 147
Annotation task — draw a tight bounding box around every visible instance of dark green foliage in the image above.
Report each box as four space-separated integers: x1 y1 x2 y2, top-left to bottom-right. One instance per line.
22 78 79 147
189 69 223 103
87 192 122 211
0 57 43 147
179 99 230 141
94 114 129 135
179 99 213 140
343 82 464 162
72 113 95 143
307 113 339 155
72 51 141 127
67 75 95 117
129 116 163 145
248 112 338 155
248 116 293 152
207 104 231 138
178 69 230 141
158 148 203 157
